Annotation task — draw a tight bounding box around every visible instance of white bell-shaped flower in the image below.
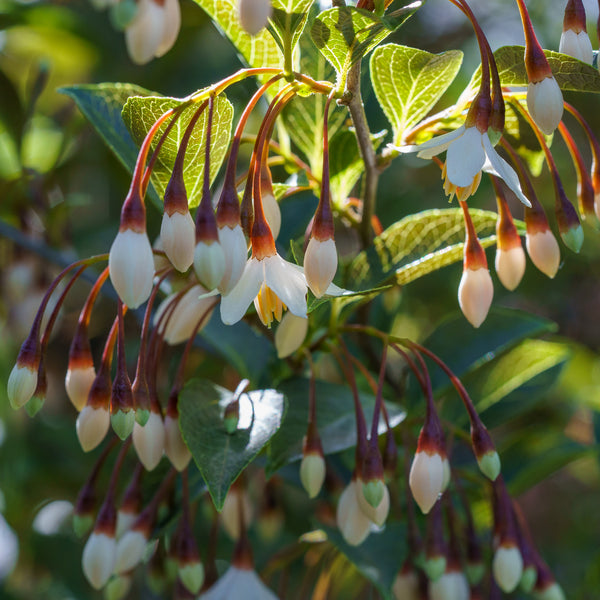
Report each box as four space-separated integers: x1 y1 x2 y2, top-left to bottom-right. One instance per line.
559 29 593 64
200 565 279 600
82 532 116 590
160 211 196 272
77 406 110 452
526 230 560 278
409 450 444 514
218 224 248 294
527 77 564 135
132 411 165 471
458 267 494 328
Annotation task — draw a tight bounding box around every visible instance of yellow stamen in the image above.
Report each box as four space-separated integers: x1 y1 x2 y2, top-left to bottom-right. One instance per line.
442 162 482 202
254 284 285 328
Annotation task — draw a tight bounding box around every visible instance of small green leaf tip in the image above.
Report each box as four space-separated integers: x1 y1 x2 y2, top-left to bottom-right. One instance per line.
135 408 150 427
362 479 385 509
73 514 94 538
111 410 135 440
224 414 239 435
179 562 205 595
465 562 486 586
560 224 584 253
25 395 45 418
519 565 537 593
423 556 446 582
477 450 501 481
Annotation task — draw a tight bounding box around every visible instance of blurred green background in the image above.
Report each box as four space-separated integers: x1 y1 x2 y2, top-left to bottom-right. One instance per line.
0 0 599 598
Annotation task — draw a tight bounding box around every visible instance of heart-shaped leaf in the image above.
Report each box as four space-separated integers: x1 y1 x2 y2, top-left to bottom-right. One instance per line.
179 379 286 510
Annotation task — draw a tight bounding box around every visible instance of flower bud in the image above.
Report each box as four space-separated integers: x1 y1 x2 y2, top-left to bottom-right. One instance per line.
154 284 215 345
492 544 524 593
336 480 372 546
66 364 96 412
304 238 338 298
194 240 226 291
104 573 132 600
275 312 308 359
155 0 181 57
133 411 165 471
238 0 272 36
429 571 469 600
392 568 420 600
526 229 561 278
458 267 494 328
164 414 191 471
261 191 281 240
424 555 447 582
217 224 248 294
477 450 501 481
74 513 95 539
114 529 149 574
300 453 326 499
535 582 566 600
560 0 593 64
465 561 485 587
7 362 38 410
179 561 205 595
77 406 110 453
82 533 117 589
520 565 538 593
109 229 155 309
495 245 526 291
526 77 564 136
221 486 253 540
161 211 196 272
356 476 390 527
409 450 444 514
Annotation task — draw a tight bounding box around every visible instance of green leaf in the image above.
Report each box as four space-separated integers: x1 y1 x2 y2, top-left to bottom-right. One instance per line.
370 44 463 145
324 523 406 595
0 69 25 144
310 3 422 89
421 308 558 396
190 0 282 77
269 0 315 63
467 45 600 94
267 377 406 475
121 94 234 207
179 379 286 510
347 208 521 291
59 83 153 182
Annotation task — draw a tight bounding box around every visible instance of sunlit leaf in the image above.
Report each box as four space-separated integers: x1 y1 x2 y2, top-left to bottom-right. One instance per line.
267 377 405 475
310 3 422 89
370 44 463 145
179 379 286 510
122 94 233 207
269 0 315 59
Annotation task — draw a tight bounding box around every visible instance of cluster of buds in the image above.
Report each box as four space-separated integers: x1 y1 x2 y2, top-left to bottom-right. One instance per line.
394 0 600 330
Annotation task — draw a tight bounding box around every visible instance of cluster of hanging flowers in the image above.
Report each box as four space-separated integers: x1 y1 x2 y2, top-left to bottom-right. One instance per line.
5 0 597 597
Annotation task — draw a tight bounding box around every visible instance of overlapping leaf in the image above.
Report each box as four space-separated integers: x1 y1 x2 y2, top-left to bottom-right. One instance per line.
190 0 282 76
179 379 285 510
310 3 422 88
348 208 517 290
370 44 463 145
122 94 233 207
269 0 315 60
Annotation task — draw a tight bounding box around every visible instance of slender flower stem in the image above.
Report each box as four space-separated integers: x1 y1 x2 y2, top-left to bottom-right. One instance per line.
369 344 388 442
105 438 132 501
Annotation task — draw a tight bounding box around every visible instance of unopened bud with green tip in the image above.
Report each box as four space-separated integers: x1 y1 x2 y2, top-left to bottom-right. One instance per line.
132 375 151 427
178 561 204 595
478 450 501 481
223 399 240 434
26 361 46 417
536 582 566 600
7 334 40 410
356 443 390 526
520 565 538 593
424 555 447 582
26 394 45 417
362 479 385 509
111 410 135 440
555 180 584 254
465 561 485 586
300 420 326 499
74 513 95 539
104 574 132 600
471 418 500 480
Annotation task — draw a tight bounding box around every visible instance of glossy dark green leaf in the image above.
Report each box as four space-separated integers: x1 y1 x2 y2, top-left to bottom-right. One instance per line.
179 379 286 510
267 377 405 475
0 69 25 144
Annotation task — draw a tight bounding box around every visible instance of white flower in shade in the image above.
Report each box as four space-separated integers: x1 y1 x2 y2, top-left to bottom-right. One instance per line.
536 583 567 600
304 238 338 298
164 414 191 471
154 284 215 345
116 510 137 540
160 211 195 272
65 365 96 412
409 450 444 514
261 191 281 240
394 126 531 207
220 254 308 326
109 229 155 309
218 225 248 294
194 241 226 291
114 530 148 574
132 412 165 471
527 77 564 135
200 566 279 600
559 29 593 64
125 0 181 64
82 532 117 590
336 481 372 546
493 545 523 593
495 244 526 291
526 230 560 278
76 406 110 452
221 488 253 540
274 312 308 359
458 267 494 328
392 570 420 600
429 571 470 600
355 477 390 527
7 363 38 410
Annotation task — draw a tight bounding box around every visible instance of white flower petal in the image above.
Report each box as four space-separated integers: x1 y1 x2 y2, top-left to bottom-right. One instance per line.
482 135 532 207
264 255 308 319
220 258 263 325
393 126 465 156
445 127 486 187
